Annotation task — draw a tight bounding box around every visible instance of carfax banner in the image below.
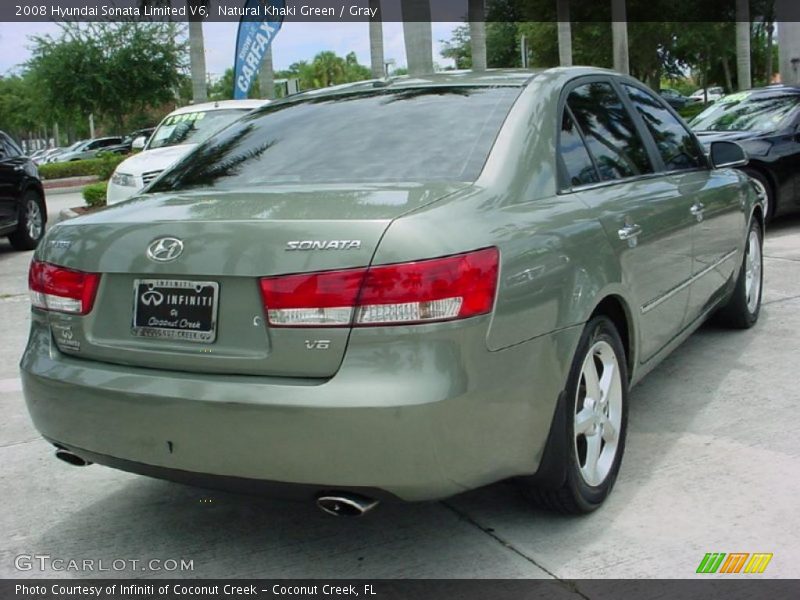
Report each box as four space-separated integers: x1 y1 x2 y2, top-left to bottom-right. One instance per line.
233 0 284 99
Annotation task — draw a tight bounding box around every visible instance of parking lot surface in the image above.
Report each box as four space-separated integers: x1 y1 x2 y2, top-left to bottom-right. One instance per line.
1 205 798 579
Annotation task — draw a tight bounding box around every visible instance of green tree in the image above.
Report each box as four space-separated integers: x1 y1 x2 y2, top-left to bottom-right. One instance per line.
26 22 187 134
274 51 371 91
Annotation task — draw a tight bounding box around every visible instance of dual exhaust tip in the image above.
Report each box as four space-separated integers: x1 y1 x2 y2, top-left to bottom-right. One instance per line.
53 447 378 516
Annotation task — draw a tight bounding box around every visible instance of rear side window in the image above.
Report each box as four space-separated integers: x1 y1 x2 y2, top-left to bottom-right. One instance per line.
559 110 599 187
567 82 653 181
623 84 706 171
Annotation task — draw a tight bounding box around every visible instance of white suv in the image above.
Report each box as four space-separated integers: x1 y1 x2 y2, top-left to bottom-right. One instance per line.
107 99 268 205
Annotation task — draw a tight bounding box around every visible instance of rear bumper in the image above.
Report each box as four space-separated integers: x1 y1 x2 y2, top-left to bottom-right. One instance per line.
21 315 581 501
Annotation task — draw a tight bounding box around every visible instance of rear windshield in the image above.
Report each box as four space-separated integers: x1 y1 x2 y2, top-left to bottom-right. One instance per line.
150 87 520 190
147 109 252 150
690 92 800 133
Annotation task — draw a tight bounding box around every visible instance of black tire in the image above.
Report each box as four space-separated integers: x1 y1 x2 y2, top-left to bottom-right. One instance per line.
519 316 629 514
8 190 46 251
715 219 763 329
743 169 774 223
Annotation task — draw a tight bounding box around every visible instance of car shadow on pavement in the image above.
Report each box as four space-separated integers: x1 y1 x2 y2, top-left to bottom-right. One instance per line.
30 474 540 578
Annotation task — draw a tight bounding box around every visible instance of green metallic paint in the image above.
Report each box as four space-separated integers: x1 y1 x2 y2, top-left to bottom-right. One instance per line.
21 67 759 500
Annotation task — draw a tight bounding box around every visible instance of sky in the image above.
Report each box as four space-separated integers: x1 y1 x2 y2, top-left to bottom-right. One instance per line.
0 21 459 80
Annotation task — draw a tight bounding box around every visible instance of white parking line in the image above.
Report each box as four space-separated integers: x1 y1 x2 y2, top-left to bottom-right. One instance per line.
0 378 22 394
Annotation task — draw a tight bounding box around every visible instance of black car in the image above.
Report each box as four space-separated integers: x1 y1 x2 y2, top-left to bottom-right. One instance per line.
105 127 156 155
0 131 47 250
659 88 690 109
691 85 800 222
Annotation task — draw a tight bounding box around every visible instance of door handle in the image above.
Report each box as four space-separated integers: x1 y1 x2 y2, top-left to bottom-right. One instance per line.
617 223 642 241
690 202 705 221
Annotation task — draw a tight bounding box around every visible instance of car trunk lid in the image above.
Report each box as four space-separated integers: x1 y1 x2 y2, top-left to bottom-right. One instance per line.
41 184 465 377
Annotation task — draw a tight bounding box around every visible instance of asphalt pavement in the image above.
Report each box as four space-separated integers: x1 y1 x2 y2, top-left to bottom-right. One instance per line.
0 200 798 579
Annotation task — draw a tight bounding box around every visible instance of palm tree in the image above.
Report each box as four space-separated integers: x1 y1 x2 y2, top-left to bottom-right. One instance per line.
401 0 434 76
735 0 751 90
775 0 800 85
312 51 347 87
469 0 487 71
188 21 207 102
140 0 207 103
369 0 385 78
258 48 276 99
556 0 572 67
611 0 629 75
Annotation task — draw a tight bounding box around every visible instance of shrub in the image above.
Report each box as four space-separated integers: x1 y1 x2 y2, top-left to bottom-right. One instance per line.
82 182 108 207
95 151 127 180
38 153 127 181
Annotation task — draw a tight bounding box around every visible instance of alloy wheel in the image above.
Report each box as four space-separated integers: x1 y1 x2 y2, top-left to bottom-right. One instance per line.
25 199 43 241
574 340 623 487
744 228 762 314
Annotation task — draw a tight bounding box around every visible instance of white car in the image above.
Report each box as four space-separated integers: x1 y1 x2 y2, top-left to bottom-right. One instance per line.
107 99 268 205
688 86 725 104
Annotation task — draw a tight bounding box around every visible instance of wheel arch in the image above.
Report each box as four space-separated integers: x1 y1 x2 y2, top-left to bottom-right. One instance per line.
19 180 47 225
587 294 636 381
741 163 777 216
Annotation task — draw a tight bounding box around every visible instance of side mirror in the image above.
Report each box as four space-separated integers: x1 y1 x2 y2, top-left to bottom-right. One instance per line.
131 136 147 151
709 140 748 169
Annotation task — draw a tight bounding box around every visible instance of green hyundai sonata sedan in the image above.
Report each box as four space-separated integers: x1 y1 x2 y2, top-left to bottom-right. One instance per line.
20 68 763 515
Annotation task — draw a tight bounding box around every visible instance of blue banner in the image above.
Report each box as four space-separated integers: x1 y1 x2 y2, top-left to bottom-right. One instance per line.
233 0 285 99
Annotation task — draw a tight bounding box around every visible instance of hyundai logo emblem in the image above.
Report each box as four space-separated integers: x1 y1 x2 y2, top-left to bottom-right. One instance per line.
147 237 184 262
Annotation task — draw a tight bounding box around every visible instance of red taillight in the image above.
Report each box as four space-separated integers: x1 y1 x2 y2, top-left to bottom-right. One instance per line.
28 260 100 315
259 247 499 327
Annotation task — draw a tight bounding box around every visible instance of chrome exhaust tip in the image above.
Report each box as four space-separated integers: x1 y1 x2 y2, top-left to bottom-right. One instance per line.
316 493 379 517
54 449 92 467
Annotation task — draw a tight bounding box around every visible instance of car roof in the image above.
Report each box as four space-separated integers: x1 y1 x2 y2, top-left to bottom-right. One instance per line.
166 99 270 116
255 66 672 112
742 84 800 97
300 69 542 96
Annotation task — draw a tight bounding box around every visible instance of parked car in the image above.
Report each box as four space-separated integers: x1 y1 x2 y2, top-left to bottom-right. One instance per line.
103 127 156 156
691 85 800 222
0 130 47 250
689 86 725 104
106 101 268 205
31 147 64 165
41 141 86 164
51 137 124 163
659 88 690 109
21 68 763 515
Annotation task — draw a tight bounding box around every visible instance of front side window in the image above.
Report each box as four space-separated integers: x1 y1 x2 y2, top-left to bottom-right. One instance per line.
151 87 521 191
623 84 706 171
567 82 654 181
559 109 599 188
